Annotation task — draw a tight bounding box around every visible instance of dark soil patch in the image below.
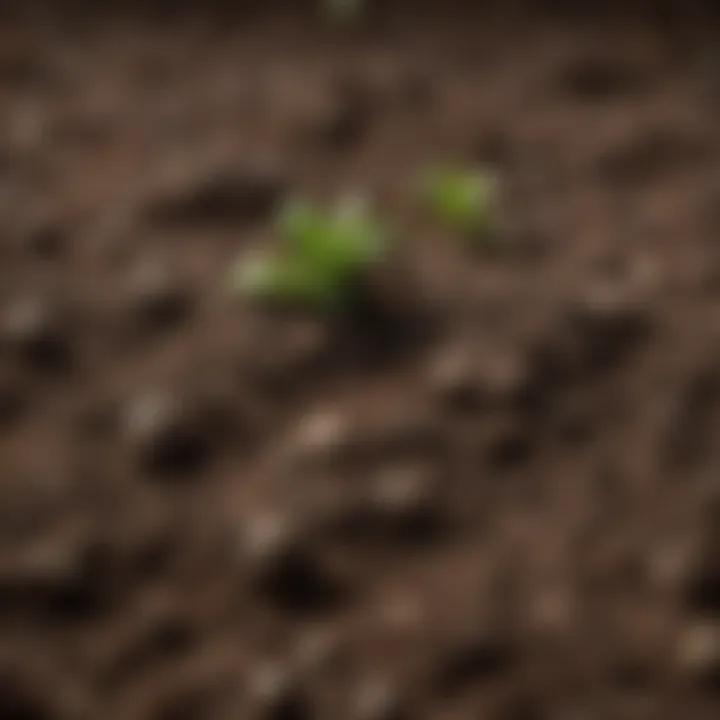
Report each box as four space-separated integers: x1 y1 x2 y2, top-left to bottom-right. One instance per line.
2 1 720 718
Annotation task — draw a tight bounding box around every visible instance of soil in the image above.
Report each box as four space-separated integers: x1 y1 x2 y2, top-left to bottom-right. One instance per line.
2 1 720 718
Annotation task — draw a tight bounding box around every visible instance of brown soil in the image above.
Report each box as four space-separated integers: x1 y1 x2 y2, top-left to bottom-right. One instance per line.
2 1 720 718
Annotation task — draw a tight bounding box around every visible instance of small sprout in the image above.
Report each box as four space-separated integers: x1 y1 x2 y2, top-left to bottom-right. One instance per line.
423 165 499 247
233 196 392 313
322 0 364 23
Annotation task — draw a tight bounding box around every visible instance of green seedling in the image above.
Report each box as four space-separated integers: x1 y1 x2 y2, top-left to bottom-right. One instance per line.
423 165 498 246
234 196 391 312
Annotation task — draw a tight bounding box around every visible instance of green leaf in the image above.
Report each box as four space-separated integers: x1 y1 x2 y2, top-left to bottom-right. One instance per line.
234 196 391 313
425 165 498 242
276 198 321 248
234 252 345 309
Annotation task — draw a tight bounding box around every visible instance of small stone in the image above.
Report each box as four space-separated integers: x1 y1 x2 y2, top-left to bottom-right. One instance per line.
241 515 345 616
1 298 73 373
123 391 210 477
249 662 311 720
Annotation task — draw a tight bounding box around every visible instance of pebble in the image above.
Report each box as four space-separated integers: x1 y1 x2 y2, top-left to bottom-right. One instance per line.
123 390 210 477
0 297 73 373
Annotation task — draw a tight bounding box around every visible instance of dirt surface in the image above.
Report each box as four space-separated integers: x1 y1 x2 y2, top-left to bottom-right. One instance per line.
2 1 720 718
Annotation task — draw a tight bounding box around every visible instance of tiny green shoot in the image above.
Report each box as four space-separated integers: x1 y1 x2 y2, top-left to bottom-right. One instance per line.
233 196 391 312
423 165 499 246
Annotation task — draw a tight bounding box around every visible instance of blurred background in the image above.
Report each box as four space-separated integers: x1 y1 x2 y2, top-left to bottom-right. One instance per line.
2 1 720 718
